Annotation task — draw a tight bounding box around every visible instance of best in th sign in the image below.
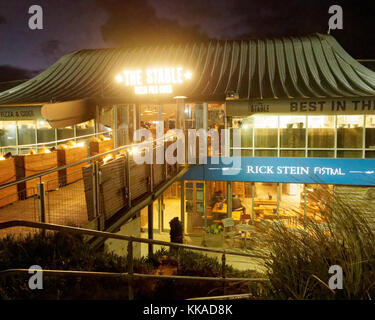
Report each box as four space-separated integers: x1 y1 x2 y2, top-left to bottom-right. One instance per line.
115 67 192 95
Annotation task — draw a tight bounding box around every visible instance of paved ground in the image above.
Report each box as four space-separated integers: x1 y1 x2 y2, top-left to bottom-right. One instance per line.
0 180 88 237
140 232 267 274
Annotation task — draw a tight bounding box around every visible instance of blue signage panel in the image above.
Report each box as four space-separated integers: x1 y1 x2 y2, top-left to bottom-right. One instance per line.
182 157 375 185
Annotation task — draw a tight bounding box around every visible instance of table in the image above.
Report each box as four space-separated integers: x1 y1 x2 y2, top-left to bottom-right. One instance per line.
235 224 255 249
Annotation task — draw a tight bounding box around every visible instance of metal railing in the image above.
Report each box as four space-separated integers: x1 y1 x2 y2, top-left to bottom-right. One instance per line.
0 220 268 300
0 131 183 236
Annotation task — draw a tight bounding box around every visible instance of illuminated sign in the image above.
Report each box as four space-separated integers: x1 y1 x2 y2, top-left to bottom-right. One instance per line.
115 67 192 95
182 157 375 185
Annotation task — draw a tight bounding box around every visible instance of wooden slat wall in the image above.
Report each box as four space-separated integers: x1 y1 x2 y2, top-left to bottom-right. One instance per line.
58 146 88 185
99 156 128 220
129 159 149 201
15 152 59 198
82 164 95 221
89 139 114 157
0 158 18 207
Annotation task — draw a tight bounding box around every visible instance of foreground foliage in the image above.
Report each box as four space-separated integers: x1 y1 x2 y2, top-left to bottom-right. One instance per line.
0 232 261 300
258 189 375 299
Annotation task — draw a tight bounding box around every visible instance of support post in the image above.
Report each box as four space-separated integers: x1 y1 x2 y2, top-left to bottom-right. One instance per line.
251 182 255 224
203 102 208 131
180 180 185 234
148 204 153 257
127 239 134 300
37 182 46 234
222 252 226 295
227 181 232 218
113 104 118 148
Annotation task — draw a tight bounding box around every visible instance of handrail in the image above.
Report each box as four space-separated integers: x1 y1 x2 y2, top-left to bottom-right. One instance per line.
0 268 268 283
0 220 267 300
0 220 267 259
0 132 180 190
0 130 112 151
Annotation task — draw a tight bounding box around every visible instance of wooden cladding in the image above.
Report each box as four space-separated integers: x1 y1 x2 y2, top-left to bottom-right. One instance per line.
82 153 171 225
0 158 18 207
89 139 114 157
57 146 88 185
15 152 59 198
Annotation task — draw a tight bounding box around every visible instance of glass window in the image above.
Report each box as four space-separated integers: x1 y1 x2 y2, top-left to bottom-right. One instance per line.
76 120 94 138
279 183 304 227
254 116 278 148
57 126 74 141
0 121 17 154
337 150 362 158
254 149 277 157
99 106 113 132
254 182 277 220
280 150 305 157
308 115 334 148
37 120 55 144
280 116 306 148
337 115 363 148
365 115 375 149
308 150 334 158
365 151 375 158
306 184 333 223
18 120 36 145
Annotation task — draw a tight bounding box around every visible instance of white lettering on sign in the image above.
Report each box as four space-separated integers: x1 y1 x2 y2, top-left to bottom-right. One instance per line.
115 67 191 95
246 166 346 176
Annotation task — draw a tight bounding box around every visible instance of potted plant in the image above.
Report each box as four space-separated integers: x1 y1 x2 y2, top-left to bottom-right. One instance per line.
202 223 224 247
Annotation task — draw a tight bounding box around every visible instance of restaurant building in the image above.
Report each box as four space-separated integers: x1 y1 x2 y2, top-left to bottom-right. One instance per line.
0 33 375 243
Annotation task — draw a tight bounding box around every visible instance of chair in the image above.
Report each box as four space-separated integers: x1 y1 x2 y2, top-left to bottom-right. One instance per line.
221 218 238 246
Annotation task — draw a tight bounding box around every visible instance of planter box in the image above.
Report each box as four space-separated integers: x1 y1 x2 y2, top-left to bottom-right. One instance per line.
57 145 88 185
203 233 224 247
0 158 18 207
15 152 59 198
89 139 114 157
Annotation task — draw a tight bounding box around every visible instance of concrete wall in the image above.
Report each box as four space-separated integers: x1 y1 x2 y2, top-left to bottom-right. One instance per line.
104 214 142 259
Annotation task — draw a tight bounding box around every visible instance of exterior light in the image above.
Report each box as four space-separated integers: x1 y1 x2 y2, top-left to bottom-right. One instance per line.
39 120 45 126
184 71 192 80
0 155 5 161
102 154 113 164
115 74 123 83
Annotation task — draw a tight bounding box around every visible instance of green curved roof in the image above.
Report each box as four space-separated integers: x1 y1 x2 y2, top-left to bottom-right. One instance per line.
1 33 375 105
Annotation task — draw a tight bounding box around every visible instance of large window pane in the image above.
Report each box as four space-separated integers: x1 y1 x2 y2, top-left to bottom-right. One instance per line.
57 126 74 141
0 121 17 153
337 150 362 158
280 116 306 148
308 150 334 158
337 115 363 148
254 116 278 148
76 120 94 138
18 120 36 145
280 150 305 157
365 115 375 149
308 115 334 148
37 120 55 144
254 182 277 221
279 183 304 227
254 149 277 157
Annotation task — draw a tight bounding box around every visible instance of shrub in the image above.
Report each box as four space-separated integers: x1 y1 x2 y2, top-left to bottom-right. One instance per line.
259 189 375 300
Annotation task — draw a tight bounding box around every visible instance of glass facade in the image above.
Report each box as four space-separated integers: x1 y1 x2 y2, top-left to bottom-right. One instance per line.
183 180 335 233
231 114 375 158
0 119 96 155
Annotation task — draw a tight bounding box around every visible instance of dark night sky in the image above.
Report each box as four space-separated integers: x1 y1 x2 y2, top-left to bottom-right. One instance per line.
0 0 374 81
